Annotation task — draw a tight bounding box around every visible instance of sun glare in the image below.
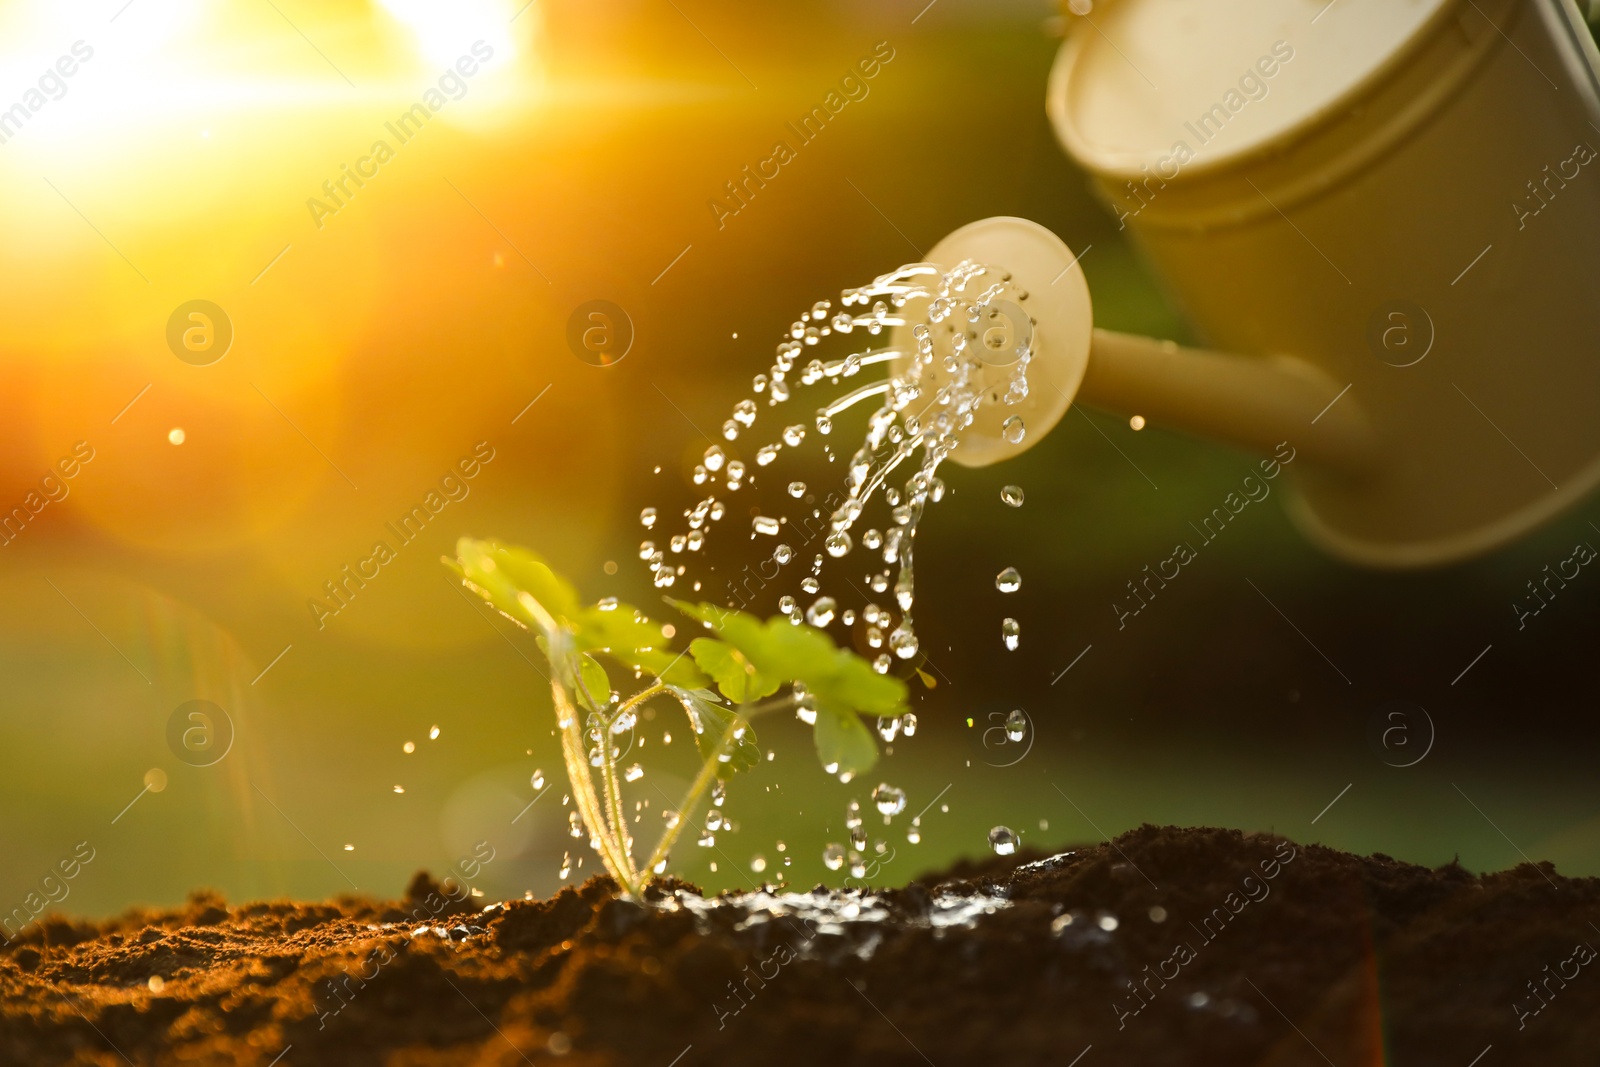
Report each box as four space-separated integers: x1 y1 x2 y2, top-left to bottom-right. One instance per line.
374 0 521 71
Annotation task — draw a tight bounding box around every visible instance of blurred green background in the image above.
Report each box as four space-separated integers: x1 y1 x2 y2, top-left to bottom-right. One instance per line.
2 0 1598 926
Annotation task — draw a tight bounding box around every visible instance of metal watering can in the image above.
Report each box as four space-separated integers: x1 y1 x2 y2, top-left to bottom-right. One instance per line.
898 0 1600 568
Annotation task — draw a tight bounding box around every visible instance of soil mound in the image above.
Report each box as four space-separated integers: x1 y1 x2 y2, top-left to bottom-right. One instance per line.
3 825 1595 1065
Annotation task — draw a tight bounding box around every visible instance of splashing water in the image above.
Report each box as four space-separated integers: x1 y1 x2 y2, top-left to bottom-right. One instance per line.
641 258 1035 661
988 825 1019 856
872 783 907 817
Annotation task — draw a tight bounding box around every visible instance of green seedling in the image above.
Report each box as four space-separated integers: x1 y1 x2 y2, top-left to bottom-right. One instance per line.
445 537 909 896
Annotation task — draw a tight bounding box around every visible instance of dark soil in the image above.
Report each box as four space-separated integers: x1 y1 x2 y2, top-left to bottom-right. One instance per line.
3 826 1596 1066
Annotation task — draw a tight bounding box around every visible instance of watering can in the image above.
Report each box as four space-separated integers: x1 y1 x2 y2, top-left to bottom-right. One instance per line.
897 0 1600 568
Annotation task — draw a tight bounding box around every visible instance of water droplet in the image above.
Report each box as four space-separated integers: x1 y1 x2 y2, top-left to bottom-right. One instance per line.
1005 709 1027 742
733 399 758 427
1096 912 1119 931
703 445 726 472
1001 485 1024 507
403 741 415 754
788 481 807 498
815 413 832 435
877 716 900 743
873 653 891 674
753 515 781 536
823 843 845 870
697 830 716 847
640 507 657 528
756 445 780 466
559 852 572 880
988 826 1019 856
901 712 918 737
722 419 739 441
872 783 906 817
889 625 918 659
805 597 837 627
1002 415 1026 444
773 544 794 565
783 424 806 447
598 596 619 611
1002 618 1020 650
1130 415 1146 431
996 567 1021 593
429 725 440 740
531 770 545 790
801 576 820 594
825 531 852 557
751 855 767 873
624 763 644 782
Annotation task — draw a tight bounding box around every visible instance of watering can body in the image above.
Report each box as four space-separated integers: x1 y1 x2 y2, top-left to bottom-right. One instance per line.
926 0 1600 569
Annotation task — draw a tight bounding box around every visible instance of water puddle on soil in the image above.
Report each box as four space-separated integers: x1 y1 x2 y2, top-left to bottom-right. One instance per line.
661 886 1014 960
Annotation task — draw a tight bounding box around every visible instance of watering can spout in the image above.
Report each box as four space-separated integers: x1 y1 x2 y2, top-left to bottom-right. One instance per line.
893 216 1378 477
1079 329 1379 476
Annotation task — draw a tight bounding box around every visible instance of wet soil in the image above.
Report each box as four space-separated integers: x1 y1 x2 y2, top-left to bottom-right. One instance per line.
2 825 1597 1066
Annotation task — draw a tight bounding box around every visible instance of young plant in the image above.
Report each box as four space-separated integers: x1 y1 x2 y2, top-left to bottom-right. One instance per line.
445 537 909 897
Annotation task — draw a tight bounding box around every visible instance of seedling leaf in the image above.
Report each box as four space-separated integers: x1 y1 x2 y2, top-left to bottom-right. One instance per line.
688 637 781 705
814 705 879 775
669 686 762 778
450 538 579 635
576 653 610 712
576 604 708 689
670 599 907 772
